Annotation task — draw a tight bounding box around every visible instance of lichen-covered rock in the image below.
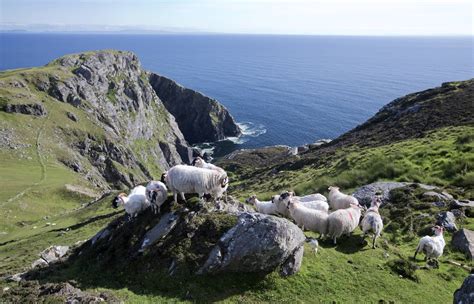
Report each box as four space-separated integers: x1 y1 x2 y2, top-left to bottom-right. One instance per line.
436 211 458 232
452 228 474 260
149 73 241 144
197 212 305 276
352 181 410 206
453 274 474 304
3 103 47 116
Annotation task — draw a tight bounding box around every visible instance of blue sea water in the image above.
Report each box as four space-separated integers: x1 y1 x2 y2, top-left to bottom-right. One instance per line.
1 33 473 156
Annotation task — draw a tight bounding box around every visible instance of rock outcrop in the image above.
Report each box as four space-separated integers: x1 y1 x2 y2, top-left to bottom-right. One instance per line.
453 274 474 304
3 103 47 116
149 73 241 144
452 229 474 260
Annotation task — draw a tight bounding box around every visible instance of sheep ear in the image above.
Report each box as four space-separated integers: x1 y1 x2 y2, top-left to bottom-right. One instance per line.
220 176 229 187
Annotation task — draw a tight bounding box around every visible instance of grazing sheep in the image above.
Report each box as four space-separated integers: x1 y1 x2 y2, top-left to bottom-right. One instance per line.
328 186 359 210
192 156 226 173
164 165 228 204
145 180 168 214
279 191 329 213
274 192 292 218
112 185 150 220
287 200 328 237
297 193 327 203
361 197 384 249
327 203 362 244
245 195 279 215
414 226 446 262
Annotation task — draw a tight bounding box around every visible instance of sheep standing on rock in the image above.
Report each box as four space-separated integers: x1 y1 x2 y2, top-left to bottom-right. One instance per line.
327 203 362 244
112 185 150 220
328 186 359 210
414 226 446 262
245 195 279 215
163 165 228 204
287 199 329 237
360 197 384 249
145 180 168 214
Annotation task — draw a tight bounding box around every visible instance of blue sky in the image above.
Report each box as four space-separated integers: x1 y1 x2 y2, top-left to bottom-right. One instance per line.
0 0 472 35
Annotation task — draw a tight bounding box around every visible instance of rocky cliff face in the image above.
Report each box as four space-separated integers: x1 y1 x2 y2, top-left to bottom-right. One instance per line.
149 73 241 144
0 50 239 189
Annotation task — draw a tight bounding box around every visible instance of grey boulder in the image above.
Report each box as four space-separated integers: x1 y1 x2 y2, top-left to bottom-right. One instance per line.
453 274 474 304
436 211 458 232
198 212 305 277
452 229 474 260
352 182 409 206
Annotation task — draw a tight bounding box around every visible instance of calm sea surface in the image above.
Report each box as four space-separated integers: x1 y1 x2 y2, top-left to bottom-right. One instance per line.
1 33 473 156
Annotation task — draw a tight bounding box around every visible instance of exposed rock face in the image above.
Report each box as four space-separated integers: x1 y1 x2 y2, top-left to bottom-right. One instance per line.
453 274 474 304
149 73 241 144
352 181 410 206
3 103 47 116
452 229 474 260
198 212 305 276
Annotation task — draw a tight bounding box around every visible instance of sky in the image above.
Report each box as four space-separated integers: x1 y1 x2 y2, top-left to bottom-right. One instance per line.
0 0 472 35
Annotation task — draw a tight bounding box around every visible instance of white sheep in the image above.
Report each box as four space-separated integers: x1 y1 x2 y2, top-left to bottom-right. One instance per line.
414 226 446 261
288 200 329 237
192 156 226 173
278 191 329 214
163 165 228 204
274 192 292 218
245 195 279 215
327 203 362 244
297 193 327 203
328 186 359 210
360 197 384 249
145 180 168 214
112 185 150 220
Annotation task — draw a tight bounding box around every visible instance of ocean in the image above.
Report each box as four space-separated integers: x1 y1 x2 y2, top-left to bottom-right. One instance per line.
1 33 473 156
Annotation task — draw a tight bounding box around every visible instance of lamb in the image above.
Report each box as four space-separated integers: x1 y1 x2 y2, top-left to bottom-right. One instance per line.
278 191 329 214
414 226 446 262
163 165 228 204
360 197 384 249
287 199 329 237
328 186 359 210
327 203 362 244
245 195 279 215
112 185 150 220
145 180 168 214
192 156 226 173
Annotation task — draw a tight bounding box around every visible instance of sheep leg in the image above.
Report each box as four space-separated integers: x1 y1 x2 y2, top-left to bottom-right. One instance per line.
180 192 186 202
333 237 337 245
372 235 377 249
173 192 178 205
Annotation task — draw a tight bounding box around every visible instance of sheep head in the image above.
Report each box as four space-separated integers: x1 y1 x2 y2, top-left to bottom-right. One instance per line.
433 225 444 236
160 172 167 184
112 193 127 209
328 186 339 192
192 156 204 167
245 195 257 205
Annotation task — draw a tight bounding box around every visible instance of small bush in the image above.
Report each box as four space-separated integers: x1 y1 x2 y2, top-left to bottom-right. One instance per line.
387 259 420 282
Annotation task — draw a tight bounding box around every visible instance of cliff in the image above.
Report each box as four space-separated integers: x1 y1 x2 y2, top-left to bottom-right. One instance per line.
0 50 239 189
149 73 241 144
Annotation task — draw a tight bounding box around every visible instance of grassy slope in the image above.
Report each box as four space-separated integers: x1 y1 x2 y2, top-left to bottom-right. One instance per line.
1 66 473 303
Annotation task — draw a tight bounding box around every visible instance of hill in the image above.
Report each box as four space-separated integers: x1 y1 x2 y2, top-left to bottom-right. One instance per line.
1 52 473 303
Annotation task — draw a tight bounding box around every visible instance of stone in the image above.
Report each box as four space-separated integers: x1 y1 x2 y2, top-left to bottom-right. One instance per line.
40 245 69 264
6 272 25 282
453 274 474 304
3 103 47 116
423 191 453 202
198 212 305 276
66 111 78 122
436 211 458 232
31 258 49 269
90 227 111 245
139 212 179 251
452 229 474 260
352 181 409 206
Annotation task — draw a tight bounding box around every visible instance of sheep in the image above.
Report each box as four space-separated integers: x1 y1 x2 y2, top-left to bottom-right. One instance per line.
327 203 362 244
297 193 327 203
163 165 228 204
414 226 446 262
306 238 319 255
245 195 279 215
278 191 329 214
192 156 226 173
328 186 359 210
287 199 328 237
360 197 384 249
112 185 150 220
274 192 292 218
145 180 168 214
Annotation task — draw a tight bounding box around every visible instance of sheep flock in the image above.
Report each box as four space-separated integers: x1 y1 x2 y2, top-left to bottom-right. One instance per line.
112 156 446 265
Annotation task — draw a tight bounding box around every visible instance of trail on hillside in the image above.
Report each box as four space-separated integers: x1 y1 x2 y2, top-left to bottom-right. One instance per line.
1 116 48 207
